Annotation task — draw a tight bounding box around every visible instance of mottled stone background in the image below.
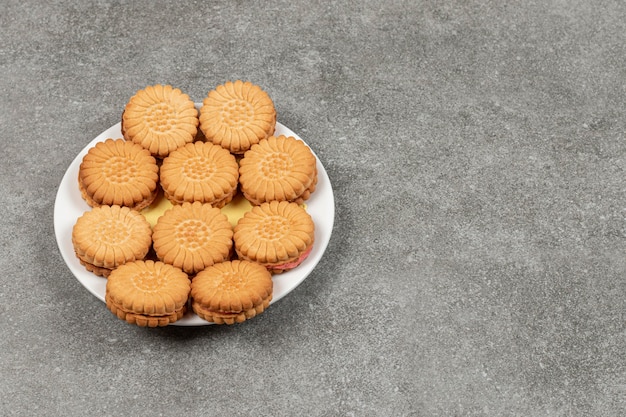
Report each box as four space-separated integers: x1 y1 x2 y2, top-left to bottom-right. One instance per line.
2 1 625 415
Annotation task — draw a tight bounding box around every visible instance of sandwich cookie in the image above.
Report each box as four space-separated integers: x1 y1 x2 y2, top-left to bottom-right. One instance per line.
238 135 317 205
106 260 191 327
78 138 159 210
234 201 314 274
198 80 276 155
72 205 153 277
191 260 273 324
159 141 239 208
152 202 233 275
122 84 199 158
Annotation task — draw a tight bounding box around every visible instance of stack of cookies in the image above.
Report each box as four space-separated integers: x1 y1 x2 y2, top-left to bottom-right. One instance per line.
71 81 317 327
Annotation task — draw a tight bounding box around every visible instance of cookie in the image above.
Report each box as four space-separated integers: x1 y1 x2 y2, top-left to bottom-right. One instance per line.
190 260 273 324
78 138 159 210
72 205 152 277
152 201 233 275
160 141 239 208
122 84 199 158
233 201 314 274
105 260 191 327
198 80 276 154
238 135 317 205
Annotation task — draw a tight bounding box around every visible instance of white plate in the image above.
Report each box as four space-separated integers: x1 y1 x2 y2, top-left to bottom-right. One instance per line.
53 115 335 326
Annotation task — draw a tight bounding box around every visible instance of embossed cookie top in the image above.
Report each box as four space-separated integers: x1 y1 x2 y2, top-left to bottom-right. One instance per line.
199 80 276 154
234 201 314 265
152 201 233 275
122 84 199 158
191 260 273 313
78 138 159 210
238 135 317 205
160 141 239 207
106 260 191 316
72 205 152 270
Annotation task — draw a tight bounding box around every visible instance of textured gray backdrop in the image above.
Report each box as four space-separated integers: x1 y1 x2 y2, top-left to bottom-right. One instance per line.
2 1 626 416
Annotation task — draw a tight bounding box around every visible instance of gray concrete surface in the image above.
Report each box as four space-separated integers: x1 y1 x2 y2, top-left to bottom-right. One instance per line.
2 1 626 415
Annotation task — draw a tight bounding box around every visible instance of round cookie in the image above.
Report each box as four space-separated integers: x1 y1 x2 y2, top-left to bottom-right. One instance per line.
78 138 159 210
190 260 273 324
198 80 276 154
234 201 315 274
121 84 199 158
106 260 191 327
152 202 233 275
238 135 317 205
72 205 153 277
160 141 239 208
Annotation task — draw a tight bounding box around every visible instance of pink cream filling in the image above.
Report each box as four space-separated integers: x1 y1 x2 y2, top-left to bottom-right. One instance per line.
270 245 313 271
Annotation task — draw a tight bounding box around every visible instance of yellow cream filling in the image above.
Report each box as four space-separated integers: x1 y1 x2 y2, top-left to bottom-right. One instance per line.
142 190 253 228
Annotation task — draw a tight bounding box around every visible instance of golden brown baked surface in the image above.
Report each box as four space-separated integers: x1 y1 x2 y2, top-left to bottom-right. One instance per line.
233 201 314 272
78 138 159 210
72 205 152 277
159 141 239 207
105 260 191 327
199 80 276 154
106 295 186 327
190 260 273 324
122 84 198 158
69 82 322 326
152 201 233 275
238 135 317 205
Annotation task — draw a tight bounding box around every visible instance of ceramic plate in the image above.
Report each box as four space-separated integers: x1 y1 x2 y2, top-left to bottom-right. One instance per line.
53 115 334 326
